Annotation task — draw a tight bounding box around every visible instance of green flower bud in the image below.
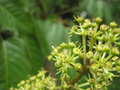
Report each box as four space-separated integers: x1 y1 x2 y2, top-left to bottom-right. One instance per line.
73 48 80 55
84 19 91 23
110 22 117 27
55 61 62 67
68 42 76 48
96 72 101 76
59 67 68 73
82 23 89 29
79 52 84 58
48 55 53 61
111 56 119 61
30 76 36 81
96 45 110 52
103 45 110 52
26 80 30 83
87 30 94 36
95 84 102 89
86 51 93 59
66 57 72 64
90 23 97 28
113 28 120 33
102 82 107 87
94 17 102 23
73 63 82 70
116 66 120 71
90 64 99 72
18 80 25 87
53 48 58 54
71 25 78 31
58 53 65 59
116 60 120 65
75 17 83 23
51 52 56 56
96 45 104 52
100 24 109 31
37 70 46 77
111 47 119 55
60 43 67 48
105 62 112 69
56 46 61 50
102 35 108 41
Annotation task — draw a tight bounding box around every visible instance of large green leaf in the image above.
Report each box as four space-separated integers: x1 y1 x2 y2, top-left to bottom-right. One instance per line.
22 36 45 75
0 38 31 90
0 5 31 34
37 20 68 47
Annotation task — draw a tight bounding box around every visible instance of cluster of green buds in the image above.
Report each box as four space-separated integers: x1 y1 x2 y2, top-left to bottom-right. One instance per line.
10 69 56 90
48 42 84 89
12 16 120 90
69 16 120 89
48 42 84 72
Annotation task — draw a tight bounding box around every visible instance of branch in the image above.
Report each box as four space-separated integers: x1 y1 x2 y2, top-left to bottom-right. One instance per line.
69 67 88 85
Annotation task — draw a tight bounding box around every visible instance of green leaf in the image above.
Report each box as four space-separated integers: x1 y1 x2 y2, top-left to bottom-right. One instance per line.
0 38 31 90
0 4 31 34
38 20 68 46
22 36 45 75
104 2 112 23
32 20 68 56
96 0 104 18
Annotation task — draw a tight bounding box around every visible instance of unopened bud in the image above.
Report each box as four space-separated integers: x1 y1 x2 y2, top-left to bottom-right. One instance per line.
100 24 109 31
60 43 67 48
48 55 53 61
110 22 117 27
73 63 82 70
68 42 76 48
87 30 94 36
94 17 102 23
71 25 78 31
73 48 80 55
82 23 89 29
86 51 93 59
111 47 119 55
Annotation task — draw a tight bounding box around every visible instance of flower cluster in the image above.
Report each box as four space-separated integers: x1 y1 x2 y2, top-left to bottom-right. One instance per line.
11 17 120 90
10 70 56 90
69 16 120 89
48 42 83 73
48 42 84 89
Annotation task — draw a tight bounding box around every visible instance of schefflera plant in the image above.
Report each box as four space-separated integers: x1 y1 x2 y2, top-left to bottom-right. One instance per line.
11 17 120 90
48 17 120 90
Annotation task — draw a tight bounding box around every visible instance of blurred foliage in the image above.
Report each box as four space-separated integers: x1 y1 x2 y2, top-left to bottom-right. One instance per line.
0 0 120 90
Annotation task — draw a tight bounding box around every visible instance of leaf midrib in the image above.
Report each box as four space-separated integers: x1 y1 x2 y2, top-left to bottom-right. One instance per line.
3 41 8 90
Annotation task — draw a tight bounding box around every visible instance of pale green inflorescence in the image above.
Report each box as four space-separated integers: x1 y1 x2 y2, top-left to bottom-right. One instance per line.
11 16 120 90
10 70 57 90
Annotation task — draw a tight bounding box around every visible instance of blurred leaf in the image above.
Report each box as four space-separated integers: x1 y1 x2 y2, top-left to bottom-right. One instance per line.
22 36 45 75
41 20 68 45
104 2 112 23
96 0 104 18
80 0 112 23
108 78 120 90
34 20 68 54
87 0 96 15
0 5 30 34
0 38 31 90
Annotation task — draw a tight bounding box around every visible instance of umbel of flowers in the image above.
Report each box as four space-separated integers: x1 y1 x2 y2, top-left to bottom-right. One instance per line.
11 17 120 90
